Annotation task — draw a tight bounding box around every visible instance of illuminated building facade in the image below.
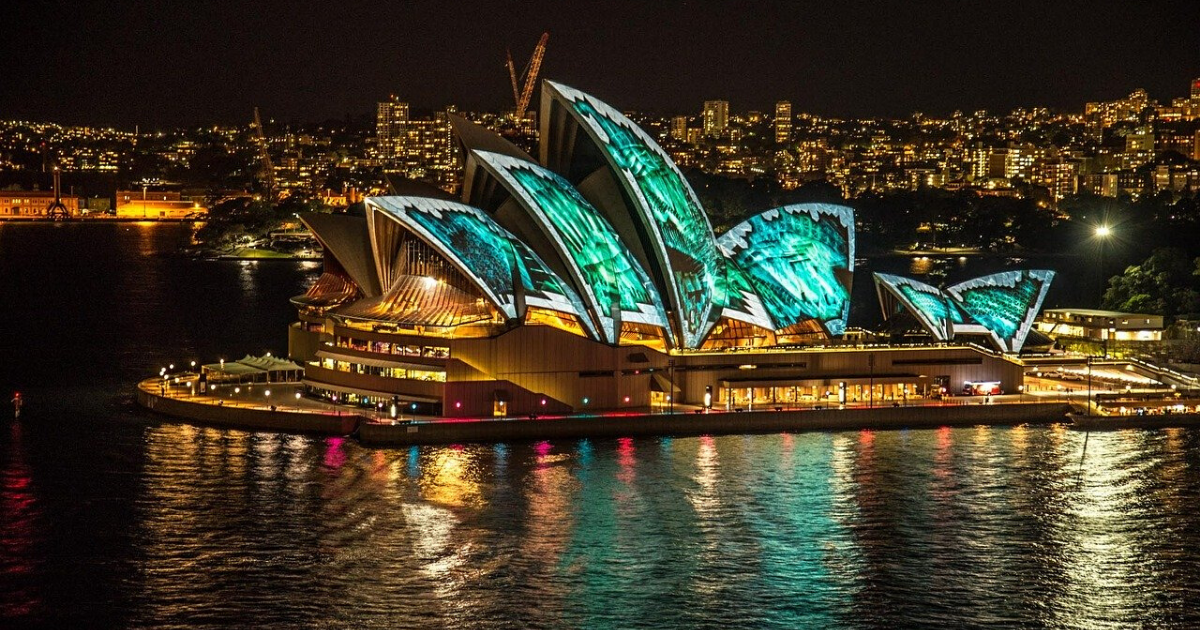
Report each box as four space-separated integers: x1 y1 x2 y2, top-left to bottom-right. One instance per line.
375 97 460 191
290 82 1027 417
0 190 80 218
702 100 729 137
774 101 792 144
1036 309 1164 342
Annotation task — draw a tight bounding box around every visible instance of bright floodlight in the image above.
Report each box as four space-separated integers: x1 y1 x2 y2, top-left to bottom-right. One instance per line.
1096 225 1111 237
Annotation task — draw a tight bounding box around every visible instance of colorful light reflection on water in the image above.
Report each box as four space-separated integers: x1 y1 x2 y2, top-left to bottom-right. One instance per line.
3 223 1200 628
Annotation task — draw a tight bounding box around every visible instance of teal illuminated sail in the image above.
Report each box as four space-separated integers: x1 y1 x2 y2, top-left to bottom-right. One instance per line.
365 197 595 338
875 269 1055 352
719 204 856 336
470 150 671 344
546 81 722 348
873 272 959 341
947 270 1054 353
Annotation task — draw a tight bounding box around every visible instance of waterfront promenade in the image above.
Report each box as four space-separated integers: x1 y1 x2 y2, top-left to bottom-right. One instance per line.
136 376 360 435
137 373 1085 445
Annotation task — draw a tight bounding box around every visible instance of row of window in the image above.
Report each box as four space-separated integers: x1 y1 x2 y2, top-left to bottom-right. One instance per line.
316 358 446 382
334 336 450 358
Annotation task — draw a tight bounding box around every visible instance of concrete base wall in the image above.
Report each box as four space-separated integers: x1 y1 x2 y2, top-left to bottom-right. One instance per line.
359 402 1073 447
1070 412 1200 431
137 386 361 435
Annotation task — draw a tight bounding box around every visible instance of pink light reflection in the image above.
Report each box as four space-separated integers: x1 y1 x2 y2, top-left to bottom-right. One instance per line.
323 436 346 471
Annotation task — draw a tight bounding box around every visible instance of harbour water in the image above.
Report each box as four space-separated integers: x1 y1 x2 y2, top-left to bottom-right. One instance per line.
2 222 1199 628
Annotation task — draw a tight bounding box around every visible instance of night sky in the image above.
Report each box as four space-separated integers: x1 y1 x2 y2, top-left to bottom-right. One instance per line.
3 0 1198 128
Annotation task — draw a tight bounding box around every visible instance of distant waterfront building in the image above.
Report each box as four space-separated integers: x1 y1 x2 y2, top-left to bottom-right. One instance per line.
289 81 1039 418
774 101 792 144
1036 309 1164 342
703 100 729 137
114 190 206 219
0 190 80 219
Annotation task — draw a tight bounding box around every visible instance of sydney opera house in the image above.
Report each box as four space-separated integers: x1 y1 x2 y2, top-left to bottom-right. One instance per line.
288 81 1053 417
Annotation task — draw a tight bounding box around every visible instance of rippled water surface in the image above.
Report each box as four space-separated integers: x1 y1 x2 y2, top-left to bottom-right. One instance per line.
3 223 1200 629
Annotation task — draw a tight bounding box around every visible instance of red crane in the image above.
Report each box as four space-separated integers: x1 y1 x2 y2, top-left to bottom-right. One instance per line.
506 32 549 121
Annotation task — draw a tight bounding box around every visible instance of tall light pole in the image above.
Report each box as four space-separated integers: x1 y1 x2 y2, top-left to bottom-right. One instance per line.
1095 225 1111 309
1087 355 1093 416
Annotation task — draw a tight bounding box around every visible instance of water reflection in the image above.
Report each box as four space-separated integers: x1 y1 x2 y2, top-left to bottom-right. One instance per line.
20 421 1200 628
1 421 41 620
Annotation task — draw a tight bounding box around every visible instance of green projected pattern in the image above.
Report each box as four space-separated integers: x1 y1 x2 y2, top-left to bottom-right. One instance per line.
718 205 855 336
367 197 594 337
716 257 776 331
551 82 719 348
876 270 1055 352
947 270 1054 353
874 273 958 341
472 151 670 345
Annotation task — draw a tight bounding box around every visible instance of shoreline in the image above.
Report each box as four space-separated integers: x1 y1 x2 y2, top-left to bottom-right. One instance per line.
136 378 1088 445
356 402 1076 446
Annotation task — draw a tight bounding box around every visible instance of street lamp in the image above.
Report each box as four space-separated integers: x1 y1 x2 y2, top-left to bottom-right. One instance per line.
1095 225 1112 308
1087 356 1094 416
1018 384 1025 403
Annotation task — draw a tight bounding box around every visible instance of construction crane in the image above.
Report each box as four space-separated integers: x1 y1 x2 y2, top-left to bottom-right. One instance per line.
506 32 548 121
252 107 277 202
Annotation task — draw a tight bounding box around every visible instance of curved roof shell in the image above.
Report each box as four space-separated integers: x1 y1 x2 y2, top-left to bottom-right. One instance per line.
300 212 382 297
469 150 671 345
874 272 961 341
364 196 595 339
946 270 1055 353
718 203 856 336
542 80 722 348
874 269 1055 352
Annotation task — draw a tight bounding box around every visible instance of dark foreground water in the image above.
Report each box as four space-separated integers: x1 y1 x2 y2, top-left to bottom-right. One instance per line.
3 223 1200 629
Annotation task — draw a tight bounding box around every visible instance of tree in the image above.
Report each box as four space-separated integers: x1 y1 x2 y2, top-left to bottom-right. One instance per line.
1102 248 1200 321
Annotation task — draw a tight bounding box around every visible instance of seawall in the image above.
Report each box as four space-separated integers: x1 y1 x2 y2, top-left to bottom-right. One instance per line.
1070 413 1200 431
136 380 361 435
358 402 1074 446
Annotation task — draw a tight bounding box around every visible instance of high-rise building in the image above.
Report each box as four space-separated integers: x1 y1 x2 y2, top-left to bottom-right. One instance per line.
375 96 459 191
702 100 729 137
1037 161 1079 201
376 96 410 158
1191 78 1200 101
774 101 792 144
670 116 689 142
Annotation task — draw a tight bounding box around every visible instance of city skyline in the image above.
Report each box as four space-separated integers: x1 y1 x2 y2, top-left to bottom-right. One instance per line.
4 0 1199 127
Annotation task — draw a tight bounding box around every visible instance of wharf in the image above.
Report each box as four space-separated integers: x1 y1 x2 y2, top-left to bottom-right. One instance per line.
136 377 1076 445
136 377 360 435
1069 413 1200 431
358 402 1073 446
